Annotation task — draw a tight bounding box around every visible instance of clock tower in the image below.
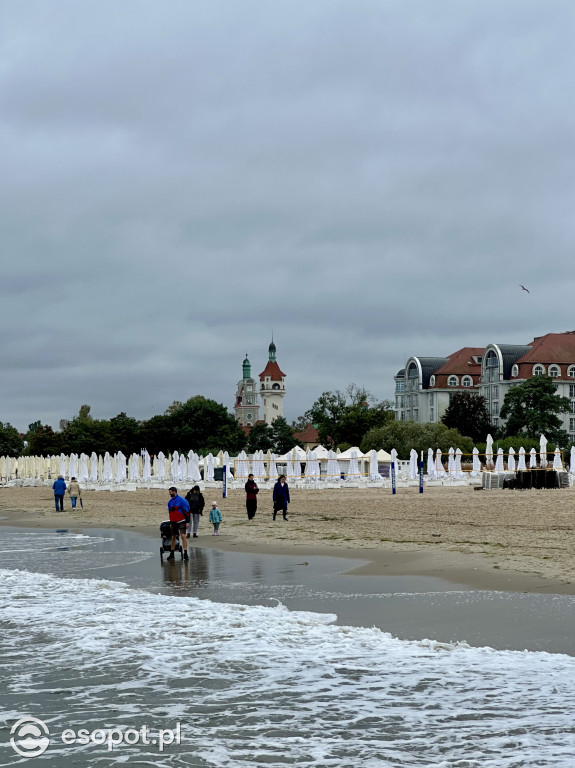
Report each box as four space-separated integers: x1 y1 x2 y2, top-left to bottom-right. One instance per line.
259 339 286 425
234 354 259 427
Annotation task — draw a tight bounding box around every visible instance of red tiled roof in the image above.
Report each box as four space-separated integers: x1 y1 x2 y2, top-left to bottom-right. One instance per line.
294 425 319 444
429 347 483 388
516 332 575 364
259 360 286 381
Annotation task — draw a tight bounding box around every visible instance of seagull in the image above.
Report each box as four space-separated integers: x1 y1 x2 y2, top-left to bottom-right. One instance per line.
519 284 530 293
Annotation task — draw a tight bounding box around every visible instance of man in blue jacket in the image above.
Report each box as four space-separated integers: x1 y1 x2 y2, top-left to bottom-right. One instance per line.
167 486 190 561
272 474 290 521
52 475 66 511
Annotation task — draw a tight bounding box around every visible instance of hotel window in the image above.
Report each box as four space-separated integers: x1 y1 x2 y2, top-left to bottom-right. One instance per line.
430 407 435 421
570 418 575 432
462 376 472 387
549 365 560 378
571 385 575 398
570 401 575 413
491 385 499 399
492 401 499 414
511 364 519 377
448 376 458 387
493 418 499 427
568 366 575 378
533 365 545 376
413 409 419 422
485 350 499 382
396 381 405 392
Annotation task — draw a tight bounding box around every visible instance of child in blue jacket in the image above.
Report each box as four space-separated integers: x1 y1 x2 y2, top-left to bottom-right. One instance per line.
209 502 222 535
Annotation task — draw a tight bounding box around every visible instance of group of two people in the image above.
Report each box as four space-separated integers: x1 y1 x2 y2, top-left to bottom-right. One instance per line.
245 473 291 521
52 475 82 511
167 486 222 561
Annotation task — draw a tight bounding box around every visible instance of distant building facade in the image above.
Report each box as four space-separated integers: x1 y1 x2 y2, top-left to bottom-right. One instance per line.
234 340 286 428
395 332 575 436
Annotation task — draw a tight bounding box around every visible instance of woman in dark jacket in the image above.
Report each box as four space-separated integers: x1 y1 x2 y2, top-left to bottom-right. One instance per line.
272 475 290 521
185 485 205 538
245 473 259 520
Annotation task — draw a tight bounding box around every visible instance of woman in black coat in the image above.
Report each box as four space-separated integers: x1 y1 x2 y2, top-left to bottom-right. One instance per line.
272 474 290 521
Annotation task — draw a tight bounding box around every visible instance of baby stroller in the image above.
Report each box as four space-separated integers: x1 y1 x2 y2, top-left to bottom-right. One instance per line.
159 520 184 563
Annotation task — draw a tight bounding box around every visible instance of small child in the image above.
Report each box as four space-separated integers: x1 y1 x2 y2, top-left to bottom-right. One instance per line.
209 502 222 535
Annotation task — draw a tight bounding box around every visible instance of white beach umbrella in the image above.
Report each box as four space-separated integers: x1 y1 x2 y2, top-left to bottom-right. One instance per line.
471 447 481 476
222 451 234 481
326 450 340 480
179 453 187 482
253 451 266 481
6 456 12 481
369 450 382 481
435 449 445 478
130 453 140 481
529 448 537 469
142 451 152 482
235 450 249 480
60 453 67 478
517 447 526 471
507 447 516 472
304 450 314 479
409 449 418 480
539 434 548 468
269 452 278 480
157 452 166 482
115 452 127 483
69 454 78 480
570 446 575 474
485 434 494 467
97 454 104 481
206 453 215 482
553 446 563 470
495 448 505 472
348 449 360 479
171 451 180 482
79 453 89 482
103 452 113 483
427 448 436 479
310 450 321 480
447 447 456 477
454 448 464 479
89 452 98 482
0 455 5 481
50 455 59 478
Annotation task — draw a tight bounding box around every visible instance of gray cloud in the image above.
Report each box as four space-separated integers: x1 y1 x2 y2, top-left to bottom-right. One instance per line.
1 0 574 432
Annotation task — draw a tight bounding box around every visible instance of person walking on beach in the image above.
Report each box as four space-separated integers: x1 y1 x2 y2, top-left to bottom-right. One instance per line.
209 502 222 535
185 485 205 538
272 474 290 521
67 477 82 509
167 486 190 561
52 475 66 512
245 473 259 520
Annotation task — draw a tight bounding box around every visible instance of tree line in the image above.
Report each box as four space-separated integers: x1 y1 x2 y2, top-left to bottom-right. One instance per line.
0 375 571 459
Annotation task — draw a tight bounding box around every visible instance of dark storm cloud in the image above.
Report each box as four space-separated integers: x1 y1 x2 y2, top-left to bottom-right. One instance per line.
1 0 575 431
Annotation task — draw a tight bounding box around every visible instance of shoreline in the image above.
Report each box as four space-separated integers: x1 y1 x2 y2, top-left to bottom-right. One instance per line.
1 485 574 595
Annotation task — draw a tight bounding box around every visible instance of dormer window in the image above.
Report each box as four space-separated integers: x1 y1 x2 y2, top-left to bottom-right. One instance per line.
429 375 435 387
462 376 472 387
511 364 519 377
568 365 575 378
549 365 560 378
448 376 458 387
533 365 545 376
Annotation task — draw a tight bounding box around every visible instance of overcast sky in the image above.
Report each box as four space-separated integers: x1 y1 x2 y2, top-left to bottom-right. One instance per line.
1 0 575 433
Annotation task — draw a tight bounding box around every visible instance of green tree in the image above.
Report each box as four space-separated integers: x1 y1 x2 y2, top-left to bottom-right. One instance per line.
499 376 570 442
59 418 113 455
269 417 303 454
108 412 142 454
361 420 473 459
25 424 62 456
0 422 24 456
247 422 274 453
305 384 394 448
441 392 491 444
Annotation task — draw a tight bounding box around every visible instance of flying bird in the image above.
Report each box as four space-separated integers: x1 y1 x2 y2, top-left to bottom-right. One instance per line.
519 285 530 293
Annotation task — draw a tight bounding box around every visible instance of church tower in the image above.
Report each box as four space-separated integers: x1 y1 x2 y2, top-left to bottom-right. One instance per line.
259 339 286 425
234 354 260 427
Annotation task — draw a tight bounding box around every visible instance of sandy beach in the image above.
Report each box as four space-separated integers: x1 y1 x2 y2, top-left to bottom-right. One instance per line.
1 484 574 593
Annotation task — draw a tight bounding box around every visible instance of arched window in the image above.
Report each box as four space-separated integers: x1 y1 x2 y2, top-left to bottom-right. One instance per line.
549 365 560 378
511 364 519 377
462 376 472 387
568 365 575 378
272 383 280 390
429 375 435 387
533 365 545 376
448 376 458 387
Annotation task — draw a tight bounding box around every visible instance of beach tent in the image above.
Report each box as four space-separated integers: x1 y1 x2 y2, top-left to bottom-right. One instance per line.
312 445 330 460
278 446 307 461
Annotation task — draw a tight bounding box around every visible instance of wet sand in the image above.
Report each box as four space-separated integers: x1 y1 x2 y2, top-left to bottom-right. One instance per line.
1 485 574 593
